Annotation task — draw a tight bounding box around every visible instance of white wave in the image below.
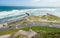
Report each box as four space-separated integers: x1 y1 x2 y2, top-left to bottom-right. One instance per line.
27 8 56 11
0 10 27 19
0 8 59 21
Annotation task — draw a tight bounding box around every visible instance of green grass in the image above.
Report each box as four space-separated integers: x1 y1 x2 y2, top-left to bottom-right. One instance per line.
10 21 21 26
10 21 29 26
20 26 60 38
0 29 19 36
15 35 20 38
21 26 60 32
0 26 60 37
46 22 60 25
41 14 60 21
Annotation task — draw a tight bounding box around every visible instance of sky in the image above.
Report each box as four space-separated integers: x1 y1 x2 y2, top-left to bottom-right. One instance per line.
0 0 60 7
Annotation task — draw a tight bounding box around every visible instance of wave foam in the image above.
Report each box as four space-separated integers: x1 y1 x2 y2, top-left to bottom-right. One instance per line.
0 10 27 19
0 8 59 22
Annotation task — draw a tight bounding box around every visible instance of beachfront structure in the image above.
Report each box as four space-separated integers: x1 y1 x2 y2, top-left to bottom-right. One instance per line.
0 16 27 26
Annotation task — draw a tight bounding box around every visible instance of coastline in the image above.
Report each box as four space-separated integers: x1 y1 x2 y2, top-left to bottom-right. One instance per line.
0 15 28 28
0 14 60 28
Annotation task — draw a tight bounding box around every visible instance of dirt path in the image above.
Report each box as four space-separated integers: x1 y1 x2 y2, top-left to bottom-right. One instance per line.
0 34 10 38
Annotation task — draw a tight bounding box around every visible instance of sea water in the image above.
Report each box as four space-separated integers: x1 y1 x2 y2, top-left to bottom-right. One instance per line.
0 6 60 23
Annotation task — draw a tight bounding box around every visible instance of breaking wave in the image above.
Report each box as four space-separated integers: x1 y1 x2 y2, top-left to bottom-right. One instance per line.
0 8 60 23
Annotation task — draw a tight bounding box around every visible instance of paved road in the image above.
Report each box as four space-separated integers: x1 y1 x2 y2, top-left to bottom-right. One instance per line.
0 23 60 32
0 23 60 38
17 23 60 28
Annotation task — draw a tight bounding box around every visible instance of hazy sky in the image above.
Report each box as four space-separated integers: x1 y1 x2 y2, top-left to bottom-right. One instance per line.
0 0 60 7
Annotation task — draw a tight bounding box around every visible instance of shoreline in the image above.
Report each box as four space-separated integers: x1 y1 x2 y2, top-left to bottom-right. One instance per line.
0 15 28 28
0 14 60 28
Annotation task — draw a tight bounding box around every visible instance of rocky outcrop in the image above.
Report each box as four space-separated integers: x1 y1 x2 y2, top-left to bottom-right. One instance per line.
9 29 37 38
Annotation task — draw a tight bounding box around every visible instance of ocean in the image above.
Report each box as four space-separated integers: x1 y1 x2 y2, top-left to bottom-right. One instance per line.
0 6 60 23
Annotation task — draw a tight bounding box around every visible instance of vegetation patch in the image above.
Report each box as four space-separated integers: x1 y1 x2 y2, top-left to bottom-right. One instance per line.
0 29 19 36
0 26 60 38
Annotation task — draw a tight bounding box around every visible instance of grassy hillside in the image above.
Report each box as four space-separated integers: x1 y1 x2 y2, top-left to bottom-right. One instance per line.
20 26 60 38
41 13 60 21
27 13 60 21
0 26 60 38
10 13 60 26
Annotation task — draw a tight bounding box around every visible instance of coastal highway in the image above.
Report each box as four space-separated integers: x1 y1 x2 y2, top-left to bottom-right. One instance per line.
0 23 60 32
0 23 60 38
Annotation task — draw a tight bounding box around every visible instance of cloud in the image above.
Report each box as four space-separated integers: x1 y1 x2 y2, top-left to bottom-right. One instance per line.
32 0 41 2
43 0 60 6
0 0 60 7
31 0 60 7
46 0 60 2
